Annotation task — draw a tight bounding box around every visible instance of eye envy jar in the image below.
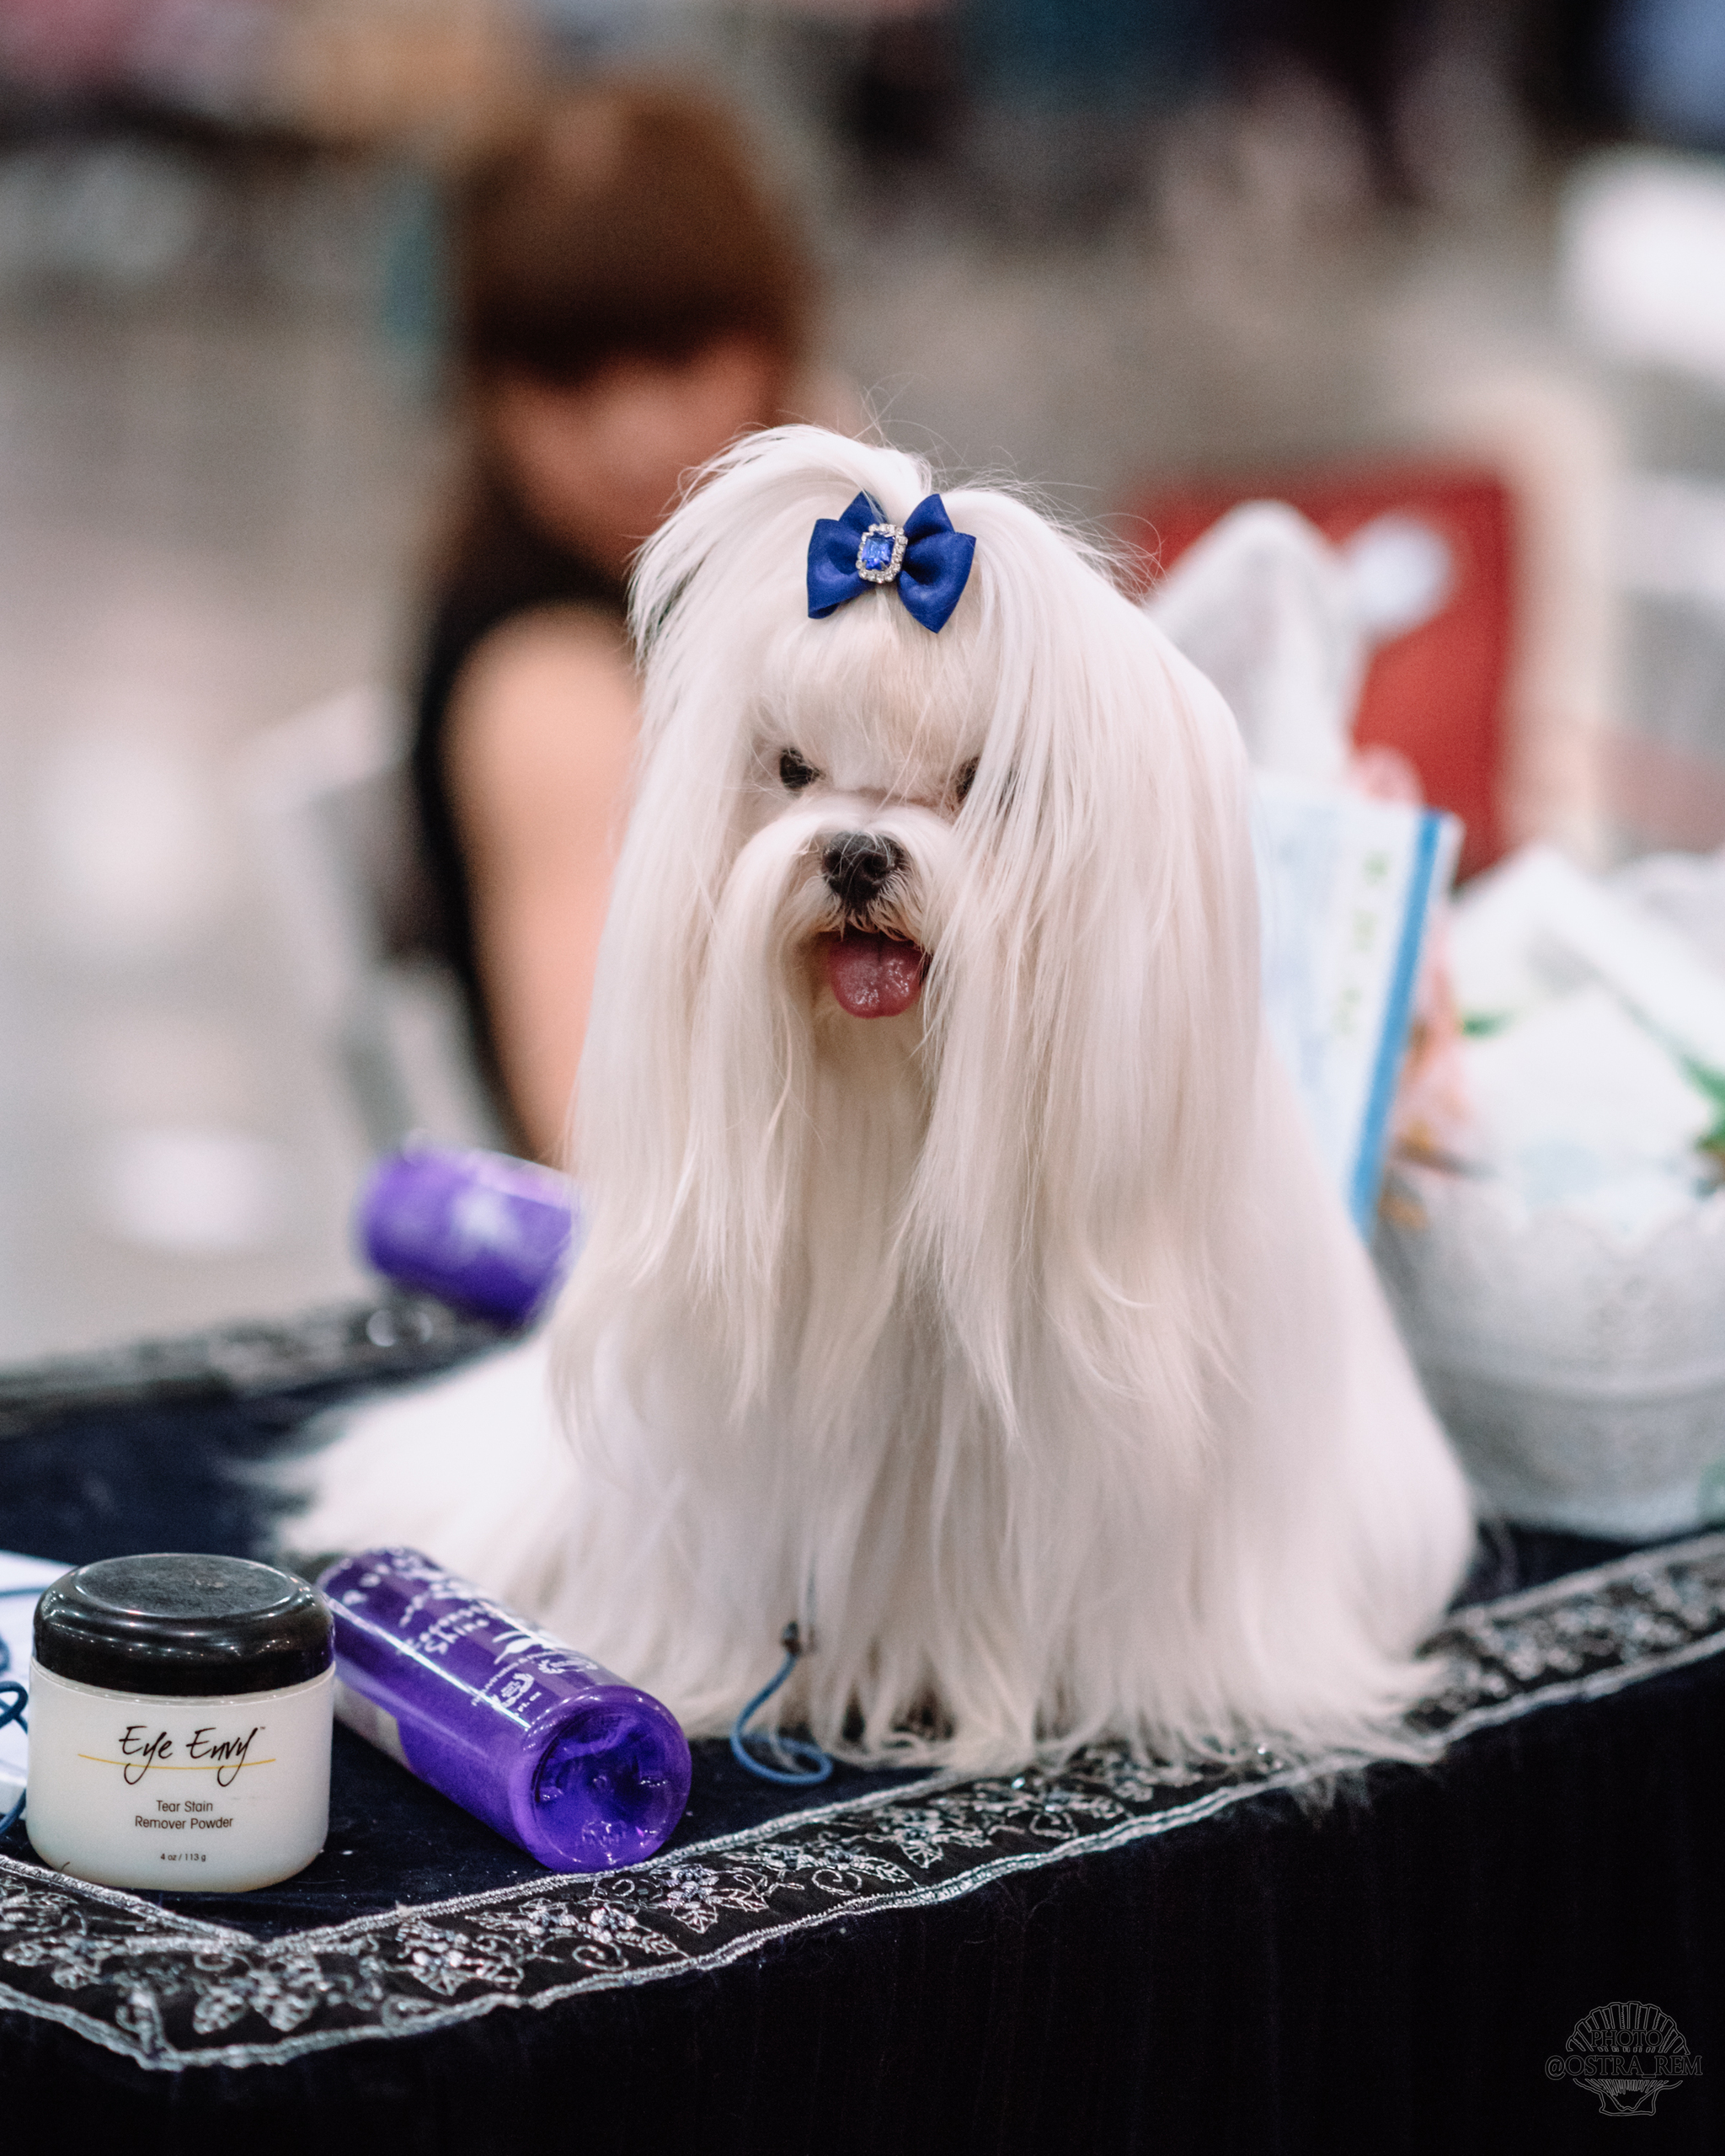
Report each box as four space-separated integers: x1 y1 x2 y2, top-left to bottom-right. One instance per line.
26 1554 334 1893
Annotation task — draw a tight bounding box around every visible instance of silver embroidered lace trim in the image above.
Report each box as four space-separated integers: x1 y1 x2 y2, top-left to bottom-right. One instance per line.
4 1532 1723 2072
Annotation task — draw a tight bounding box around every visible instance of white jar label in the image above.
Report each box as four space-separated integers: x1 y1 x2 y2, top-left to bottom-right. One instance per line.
25 1660 333 1893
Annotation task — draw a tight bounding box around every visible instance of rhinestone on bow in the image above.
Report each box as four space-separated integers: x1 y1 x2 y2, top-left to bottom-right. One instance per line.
855 521 908 584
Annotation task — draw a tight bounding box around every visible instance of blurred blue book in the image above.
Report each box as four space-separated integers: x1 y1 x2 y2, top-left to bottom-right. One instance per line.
1252 775 1461 1233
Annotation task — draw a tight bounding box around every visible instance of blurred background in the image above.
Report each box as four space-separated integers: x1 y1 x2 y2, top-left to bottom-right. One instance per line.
4 0 1725 1360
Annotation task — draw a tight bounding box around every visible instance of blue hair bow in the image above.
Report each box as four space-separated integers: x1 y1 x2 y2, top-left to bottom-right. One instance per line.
806 491 975 634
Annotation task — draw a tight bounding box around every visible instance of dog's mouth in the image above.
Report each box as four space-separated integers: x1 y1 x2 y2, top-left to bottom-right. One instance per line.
819 931 926 1019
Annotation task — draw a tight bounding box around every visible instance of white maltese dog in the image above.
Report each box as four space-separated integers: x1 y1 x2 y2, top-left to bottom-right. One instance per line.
305 427 1473 1774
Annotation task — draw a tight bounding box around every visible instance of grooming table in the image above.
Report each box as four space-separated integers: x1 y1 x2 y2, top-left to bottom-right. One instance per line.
1 1301 1719 2152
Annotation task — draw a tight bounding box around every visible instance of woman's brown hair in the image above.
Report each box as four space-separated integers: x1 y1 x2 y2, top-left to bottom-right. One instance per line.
454 83 814 389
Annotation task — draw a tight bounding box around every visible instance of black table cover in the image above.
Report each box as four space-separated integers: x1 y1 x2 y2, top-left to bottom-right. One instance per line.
0 1298 1719 2153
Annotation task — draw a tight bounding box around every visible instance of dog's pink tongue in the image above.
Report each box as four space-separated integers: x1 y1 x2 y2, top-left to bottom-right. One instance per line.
825 933 925 1018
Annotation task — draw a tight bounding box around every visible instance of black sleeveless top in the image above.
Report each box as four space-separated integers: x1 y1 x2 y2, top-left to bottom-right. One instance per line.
410 471 628 1146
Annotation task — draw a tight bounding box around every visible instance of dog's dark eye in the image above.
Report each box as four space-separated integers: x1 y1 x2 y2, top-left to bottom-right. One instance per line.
779 749 820 792
954 758 980 806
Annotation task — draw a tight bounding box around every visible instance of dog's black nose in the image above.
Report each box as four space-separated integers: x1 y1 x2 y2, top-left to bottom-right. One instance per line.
822 831 904 910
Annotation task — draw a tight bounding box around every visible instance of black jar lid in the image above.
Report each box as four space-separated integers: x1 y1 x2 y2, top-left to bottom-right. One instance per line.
34 1554 333 1698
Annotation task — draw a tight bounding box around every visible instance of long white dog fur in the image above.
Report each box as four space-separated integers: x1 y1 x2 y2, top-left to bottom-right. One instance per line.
302 427 1473 1774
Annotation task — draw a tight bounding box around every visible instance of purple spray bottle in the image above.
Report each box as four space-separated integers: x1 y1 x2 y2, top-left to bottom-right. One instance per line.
319 1549 691 1870
357 1144 579 1326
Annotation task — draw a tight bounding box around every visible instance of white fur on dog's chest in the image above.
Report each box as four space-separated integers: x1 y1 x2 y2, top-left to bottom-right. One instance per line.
307 425 1473 1775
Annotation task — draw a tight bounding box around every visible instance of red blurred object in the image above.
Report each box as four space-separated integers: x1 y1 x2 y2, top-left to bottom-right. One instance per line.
0 0 272 97
1127 463 1516 877
0 0 146 87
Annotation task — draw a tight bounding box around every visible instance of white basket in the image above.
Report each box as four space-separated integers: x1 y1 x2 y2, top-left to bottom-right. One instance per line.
1375 1160 1725 1539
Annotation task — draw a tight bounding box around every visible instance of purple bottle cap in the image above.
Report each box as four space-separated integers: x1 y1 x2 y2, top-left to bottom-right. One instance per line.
358 1145 579 1326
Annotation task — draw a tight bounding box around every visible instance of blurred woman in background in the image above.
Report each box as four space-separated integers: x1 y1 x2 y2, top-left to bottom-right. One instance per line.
415 84 822 1161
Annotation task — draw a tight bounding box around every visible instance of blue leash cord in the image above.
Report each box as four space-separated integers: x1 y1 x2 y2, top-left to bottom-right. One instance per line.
0 1582 43 1838
0 1684 24 1839
729 1622 832 1786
